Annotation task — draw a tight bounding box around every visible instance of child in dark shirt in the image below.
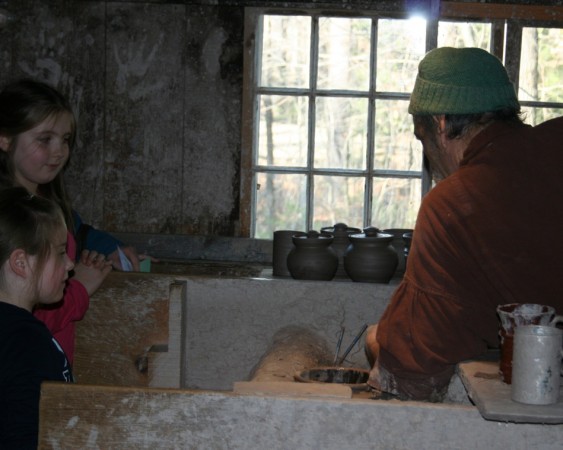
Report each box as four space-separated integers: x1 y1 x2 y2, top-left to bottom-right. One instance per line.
0 187 82 449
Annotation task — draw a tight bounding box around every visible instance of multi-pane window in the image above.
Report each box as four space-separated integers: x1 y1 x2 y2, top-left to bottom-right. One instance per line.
242 8 562 239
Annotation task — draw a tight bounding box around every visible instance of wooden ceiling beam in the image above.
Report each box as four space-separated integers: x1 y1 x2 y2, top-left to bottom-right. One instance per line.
440 1 563 22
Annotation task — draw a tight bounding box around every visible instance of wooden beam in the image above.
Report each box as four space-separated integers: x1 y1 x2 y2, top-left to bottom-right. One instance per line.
490 20 505 61
441 2 563 22
38 382 207 449
73 272 183 388
233 381 352 398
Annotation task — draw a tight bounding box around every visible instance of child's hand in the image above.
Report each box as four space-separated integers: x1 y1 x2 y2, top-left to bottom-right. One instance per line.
107 246 159 271
79 249 108 267
72 250 112 295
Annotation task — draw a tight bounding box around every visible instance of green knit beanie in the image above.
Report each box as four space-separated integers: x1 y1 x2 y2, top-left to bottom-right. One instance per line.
408 47 520 115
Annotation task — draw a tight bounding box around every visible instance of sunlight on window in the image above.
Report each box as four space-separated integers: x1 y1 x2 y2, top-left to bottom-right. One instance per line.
406 16 428 43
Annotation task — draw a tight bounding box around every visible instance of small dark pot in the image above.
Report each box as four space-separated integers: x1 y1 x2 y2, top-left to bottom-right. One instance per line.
382 228 413 277
321 223 361 279
344 227 398 283
287 230 338 281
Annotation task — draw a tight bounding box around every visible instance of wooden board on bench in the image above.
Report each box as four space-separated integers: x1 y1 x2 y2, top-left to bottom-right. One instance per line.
458 361 563 424
73 272 184 388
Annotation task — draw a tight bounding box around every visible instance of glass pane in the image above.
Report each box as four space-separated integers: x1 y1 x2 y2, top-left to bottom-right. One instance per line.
520 28 563 103
374 99 422 171
371 178 421 229
521 106 563 126
315 97 367 170
318 17 371 91
438 21 491 49
257 94 308 167
313 175 364 231
376 18 426 93
260 15 311 88
255 173 307 239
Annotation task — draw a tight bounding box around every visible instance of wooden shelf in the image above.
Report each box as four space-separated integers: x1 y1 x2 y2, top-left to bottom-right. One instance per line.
441 2 563 22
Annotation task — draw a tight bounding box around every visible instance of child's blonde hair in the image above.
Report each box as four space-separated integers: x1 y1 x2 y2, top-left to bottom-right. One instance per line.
0 79 76 230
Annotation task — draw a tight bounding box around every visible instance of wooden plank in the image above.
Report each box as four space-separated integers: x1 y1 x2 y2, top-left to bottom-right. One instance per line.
38 382 206 449
441 2 563 22
38 377 563 450
38 381 350 450
149 280 185 388
234 381 352 399
73 272 182 387
458 361 563 424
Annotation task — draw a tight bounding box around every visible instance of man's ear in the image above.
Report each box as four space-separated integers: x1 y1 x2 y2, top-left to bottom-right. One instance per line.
0 135 11 152
9 249 29 277
435 115 448 148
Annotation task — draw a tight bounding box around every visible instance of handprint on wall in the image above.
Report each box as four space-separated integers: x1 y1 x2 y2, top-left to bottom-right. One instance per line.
113 34 165 98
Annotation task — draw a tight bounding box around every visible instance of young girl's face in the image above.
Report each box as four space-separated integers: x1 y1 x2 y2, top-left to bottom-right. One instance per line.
5 112 72 194
36 223 74 305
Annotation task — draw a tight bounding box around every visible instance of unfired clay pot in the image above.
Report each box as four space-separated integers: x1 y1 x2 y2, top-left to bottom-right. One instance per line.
343 226 398 283
382 228 413 277
287 230 338 281
272 230 303 277
321 223 361 279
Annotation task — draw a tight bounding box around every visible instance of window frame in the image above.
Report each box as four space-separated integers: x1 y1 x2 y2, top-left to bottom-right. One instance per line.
240 3 563 238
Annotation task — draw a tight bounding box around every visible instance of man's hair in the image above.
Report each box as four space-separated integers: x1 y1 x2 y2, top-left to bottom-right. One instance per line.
414 107 524 140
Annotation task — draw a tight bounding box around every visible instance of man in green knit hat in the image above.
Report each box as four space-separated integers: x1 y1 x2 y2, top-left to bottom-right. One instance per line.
365 47 563 401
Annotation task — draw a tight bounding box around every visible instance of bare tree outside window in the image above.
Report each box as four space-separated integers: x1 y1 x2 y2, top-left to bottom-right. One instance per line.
520 27 563 125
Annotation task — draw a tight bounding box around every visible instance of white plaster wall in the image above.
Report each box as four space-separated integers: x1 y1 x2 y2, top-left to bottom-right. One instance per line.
182 276 396 390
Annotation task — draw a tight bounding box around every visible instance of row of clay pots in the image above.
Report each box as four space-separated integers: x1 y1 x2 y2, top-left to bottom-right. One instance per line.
273 223 412 283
